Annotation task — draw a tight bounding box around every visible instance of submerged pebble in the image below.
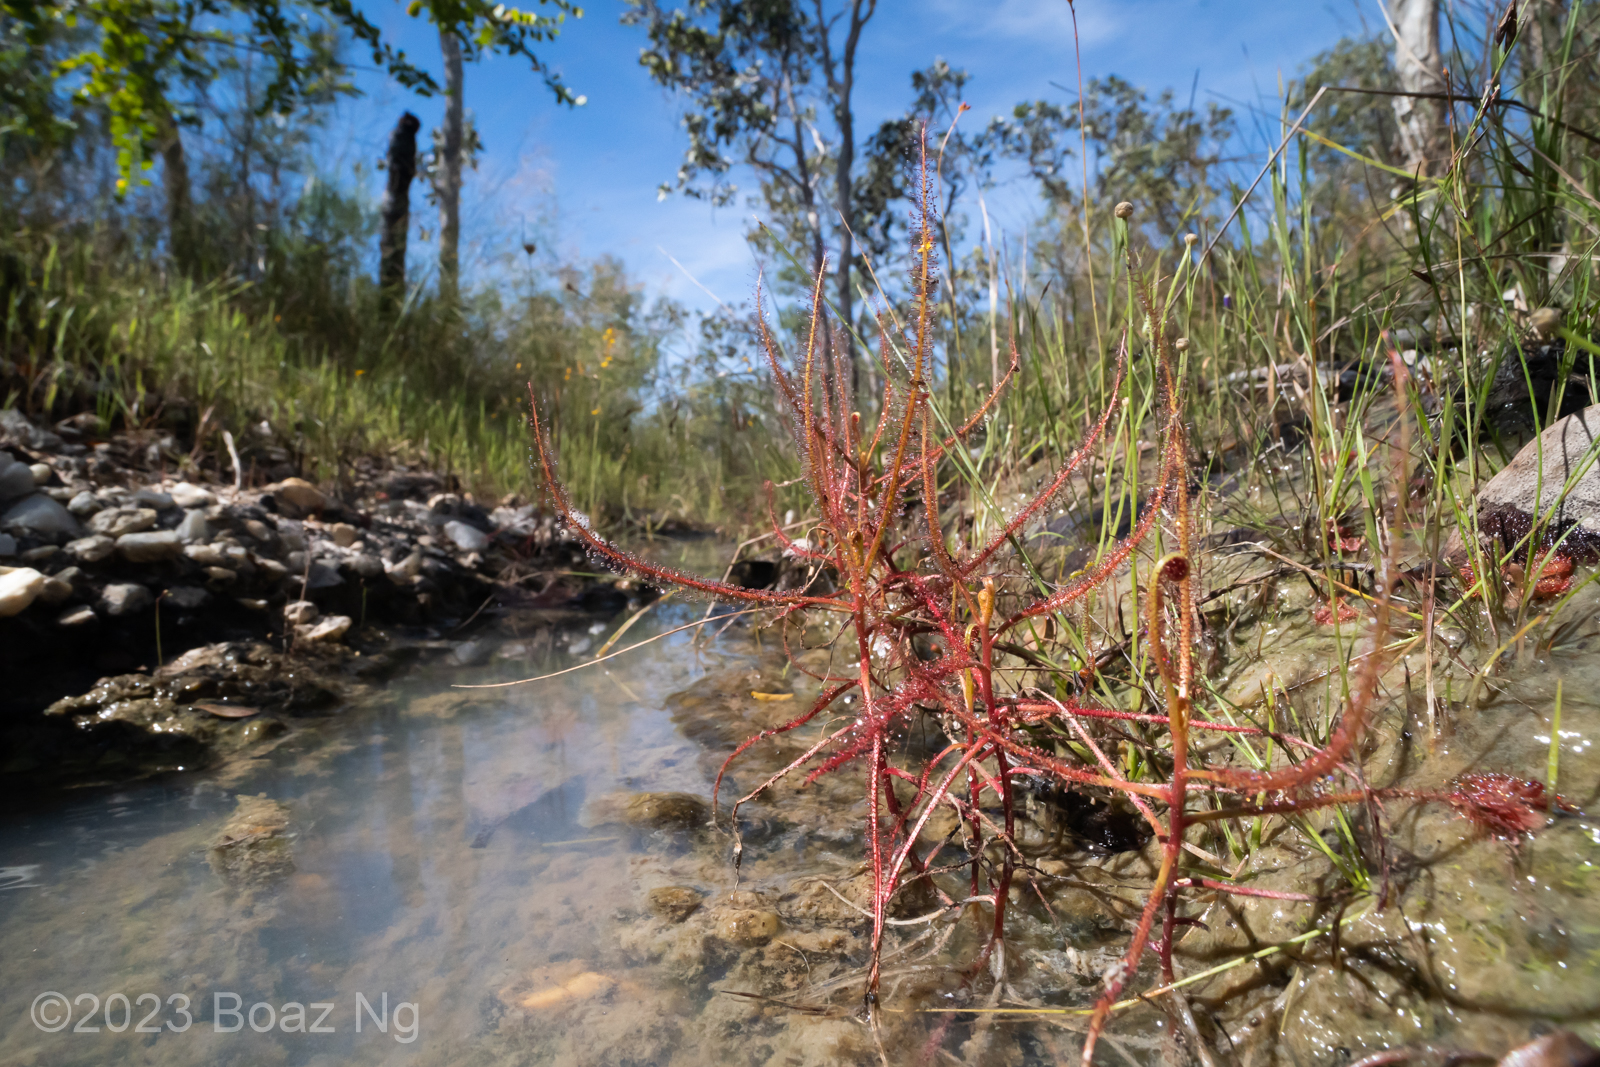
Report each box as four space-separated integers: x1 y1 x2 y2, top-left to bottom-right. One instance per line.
647 886 704 924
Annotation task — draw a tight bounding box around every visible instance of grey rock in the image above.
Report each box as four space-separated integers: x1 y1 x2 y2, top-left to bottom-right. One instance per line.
57 605 97 627
351 554 385 579
1463 403 1600 557
169 482 216 508
0 454 37 501
67 491 102 517
304 561 343 590
133 488 174 509
0 409 63 451
20 544 57 563
88 507 157 537
329 522 358 547
65 535 116 563
28 463 52 486
165 586 209 610
176 509 210 544
1 494 83 540
0 533 14 556
101 582 153 616
444 519 489 553
116 530 184 563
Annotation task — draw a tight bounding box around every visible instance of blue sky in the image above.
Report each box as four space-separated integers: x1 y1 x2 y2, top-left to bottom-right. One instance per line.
321 0 1380 313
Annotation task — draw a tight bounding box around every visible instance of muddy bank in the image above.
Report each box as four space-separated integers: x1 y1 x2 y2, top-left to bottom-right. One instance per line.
0 407 657 785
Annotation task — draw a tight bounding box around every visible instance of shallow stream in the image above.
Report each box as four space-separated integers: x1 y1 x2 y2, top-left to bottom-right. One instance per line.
2 556 1599 1067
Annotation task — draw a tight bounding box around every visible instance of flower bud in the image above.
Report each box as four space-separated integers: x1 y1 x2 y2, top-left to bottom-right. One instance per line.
1184 233 1198 247
1113 202 1134 220
1175 338 1190 352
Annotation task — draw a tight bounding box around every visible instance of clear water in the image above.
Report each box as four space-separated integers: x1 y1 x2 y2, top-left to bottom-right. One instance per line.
3 578 1599 1067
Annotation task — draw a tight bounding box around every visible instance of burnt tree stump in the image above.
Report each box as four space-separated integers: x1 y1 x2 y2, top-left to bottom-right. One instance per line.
379 112 422 297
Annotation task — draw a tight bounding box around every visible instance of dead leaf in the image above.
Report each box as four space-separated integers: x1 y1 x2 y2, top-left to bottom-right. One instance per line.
195 703 259 719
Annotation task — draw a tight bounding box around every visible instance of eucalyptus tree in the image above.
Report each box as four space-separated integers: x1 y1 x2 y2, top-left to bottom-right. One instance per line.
623 0 877 384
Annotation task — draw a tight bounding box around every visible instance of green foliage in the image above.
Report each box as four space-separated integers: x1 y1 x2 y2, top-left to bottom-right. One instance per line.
1003 75 1234 239
0 0 581 189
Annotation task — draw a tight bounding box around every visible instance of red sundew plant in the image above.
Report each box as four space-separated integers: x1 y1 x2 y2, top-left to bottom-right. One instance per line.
524 137 1570 1063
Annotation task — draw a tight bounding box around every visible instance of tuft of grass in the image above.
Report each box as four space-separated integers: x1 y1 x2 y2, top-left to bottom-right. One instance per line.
0 227 789 523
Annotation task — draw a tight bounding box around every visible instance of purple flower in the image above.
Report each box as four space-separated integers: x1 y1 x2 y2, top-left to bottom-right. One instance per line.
1222 293 1233 310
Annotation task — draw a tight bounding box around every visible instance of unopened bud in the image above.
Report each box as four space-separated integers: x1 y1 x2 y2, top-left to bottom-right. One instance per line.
1175 338 1190 352
1114 202 1134 220
1184 233 1198 247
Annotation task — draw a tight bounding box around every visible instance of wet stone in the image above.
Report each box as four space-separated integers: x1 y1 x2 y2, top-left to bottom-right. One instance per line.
713 908 781 946
648 886 705 924
208 794 295 887
624 792 710 831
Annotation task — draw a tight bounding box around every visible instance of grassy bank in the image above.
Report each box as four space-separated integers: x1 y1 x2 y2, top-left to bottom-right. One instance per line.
0 224 797 525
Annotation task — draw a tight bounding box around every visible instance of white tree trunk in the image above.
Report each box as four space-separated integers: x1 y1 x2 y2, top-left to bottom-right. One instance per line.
1388 0 1445 176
